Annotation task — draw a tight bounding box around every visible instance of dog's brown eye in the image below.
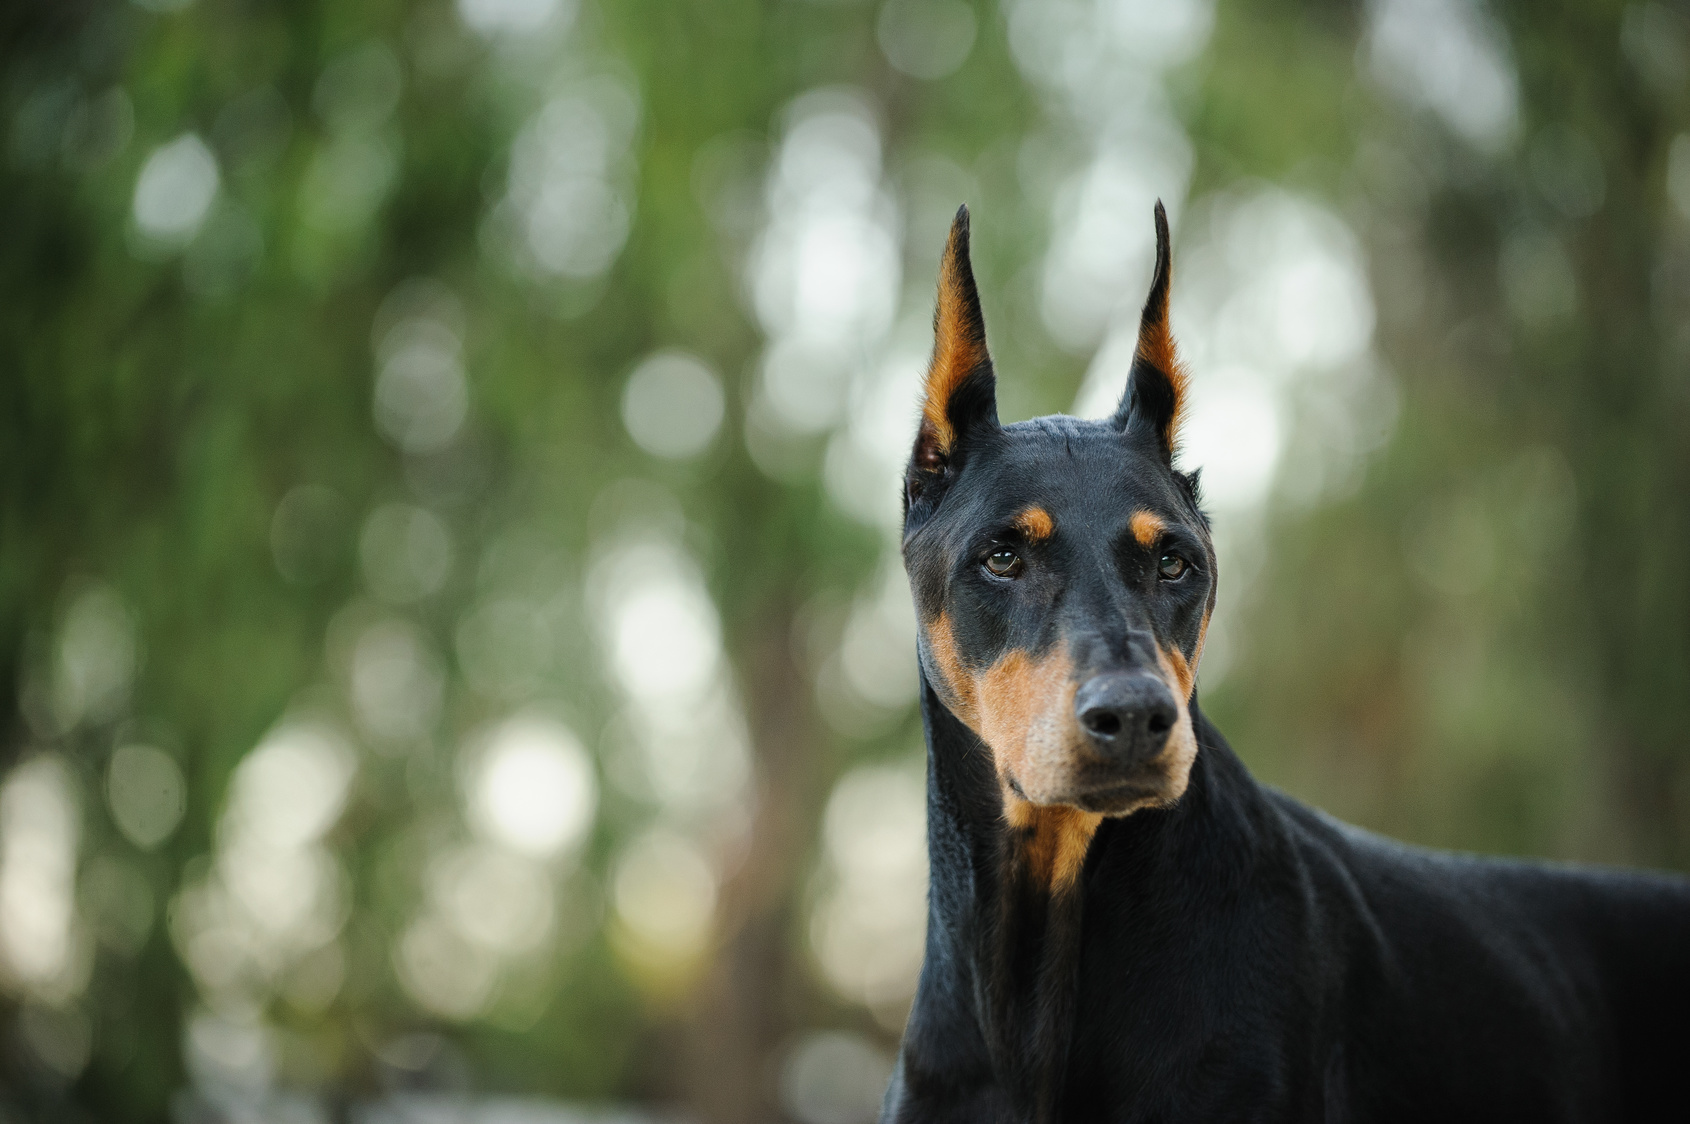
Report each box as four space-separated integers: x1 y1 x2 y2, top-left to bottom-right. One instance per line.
985 550 1022 578
1158 554 1188 580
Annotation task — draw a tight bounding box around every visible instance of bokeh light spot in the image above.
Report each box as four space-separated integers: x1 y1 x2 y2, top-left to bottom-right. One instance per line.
877 0 977 80
350 619 445 744
612 828 716 964
226 723 355 850
457 0 573 36
53 584 138 732
394 915 498 1021
0 756 84 997
621 351 725 459
374 318 469 454
132 133 219 244
428 844 555 953
602 548 721 704
467 715 597 857
808 764 926 1019
106 744 186 850
360 504 454 604
780 1031 894 1124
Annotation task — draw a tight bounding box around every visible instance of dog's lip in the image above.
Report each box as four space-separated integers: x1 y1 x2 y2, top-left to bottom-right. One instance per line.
1070 775 1167 813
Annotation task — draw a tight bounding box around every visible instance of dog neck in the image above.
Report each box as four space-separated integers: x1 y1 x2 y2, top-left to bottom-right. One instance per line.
896 672 1253 1121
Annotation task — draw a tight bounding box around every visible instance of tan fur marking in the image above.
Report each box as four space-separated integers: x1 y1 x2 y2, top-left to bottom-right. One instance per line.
926 636 1090 809
977 647 1078 794
1165 645 1194 699
924 601 1206 829
925 612 978 725
1137 212 1189 451
1135 326 1189 451
1014 506 1055 542
1150 644 1200 803
1191 608 1210 686
1005 799 1102 892
922 224 988 454
1129 510 1165 547
977 649 1039 759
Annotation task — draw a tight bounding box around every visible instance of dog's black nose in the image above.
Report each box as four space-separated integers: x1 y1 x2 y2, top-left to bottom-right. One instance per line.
1075 673 1178 761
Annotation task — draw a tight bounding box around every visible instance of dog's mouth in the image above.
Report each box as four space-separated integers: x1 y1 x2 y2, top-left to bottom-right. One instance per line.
1005 726 1195 815
1063 762 1178 815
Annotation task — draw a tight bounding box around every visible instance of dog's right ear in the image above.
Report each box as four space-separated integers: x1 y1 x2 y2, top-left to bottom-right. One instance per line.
1113 201 1188 465
906 205 999 528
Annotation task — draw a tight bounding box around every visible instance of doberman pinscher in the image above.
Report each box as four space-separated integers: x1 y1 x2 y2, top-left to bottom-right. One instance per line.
882 204 1690 1123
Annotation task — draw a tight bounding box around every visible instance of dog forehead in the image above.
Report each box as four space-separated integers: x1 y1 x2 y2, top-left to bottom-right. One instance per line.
986 418 1175 519
904 414 1190 574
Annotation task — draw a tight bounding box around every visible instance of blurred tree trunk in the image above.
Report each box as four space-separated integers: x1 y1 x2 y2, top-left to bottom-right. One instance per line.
684 598 824 1123
1496 0 1690 866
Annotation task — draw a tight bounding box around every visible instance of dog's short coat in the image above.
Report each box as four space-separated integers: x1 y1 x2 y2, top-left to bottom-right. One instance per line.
881 204 1690 1123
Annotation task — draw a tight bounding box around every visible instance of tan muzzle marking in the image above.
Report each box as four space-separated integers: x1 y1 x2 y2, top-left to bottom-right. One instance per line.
1150 642 1199 803
926 614 1089 805
924 613 1208 876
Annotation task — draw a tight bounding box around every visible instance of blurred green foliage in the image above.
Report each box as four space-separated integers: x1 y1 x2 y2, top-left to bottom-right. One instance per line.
1 0 1687 1121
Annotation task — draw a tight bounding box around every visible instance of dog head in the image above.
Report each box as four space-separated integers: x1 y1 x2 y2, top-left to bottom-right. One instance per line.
903 204 1214 822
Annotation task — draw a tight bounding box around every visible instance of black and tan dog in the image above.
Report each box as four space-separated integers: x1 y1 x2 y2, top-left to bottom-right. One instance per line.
882 204 1690 1123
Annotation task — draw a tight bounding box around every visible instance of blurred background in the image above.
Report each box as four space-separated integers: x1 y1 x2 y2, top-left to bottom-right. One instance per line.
3 0 1689 1119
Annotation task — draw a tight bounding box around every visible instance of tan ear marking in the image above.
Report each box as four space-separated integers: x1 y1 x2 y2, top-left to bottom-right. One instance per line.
1129 510 1165 546
922 207 990 456
1135 201 1190 453
1014 506 1055 542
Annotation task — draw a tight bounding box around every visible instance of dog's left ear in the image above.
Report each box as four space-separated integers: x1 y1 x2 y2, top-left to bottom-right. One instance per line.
907 205 999 522
1114 201 1188 465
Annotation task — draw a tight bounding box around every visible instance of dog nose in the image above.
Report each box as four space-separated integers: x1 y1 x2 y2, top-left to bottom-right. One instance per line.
1074 673 1178 760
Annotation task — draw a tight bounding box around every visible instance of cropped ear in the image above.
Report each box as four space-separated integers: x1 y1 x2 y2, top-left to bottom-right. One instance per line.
1114 201 1188 464
907 205 999 518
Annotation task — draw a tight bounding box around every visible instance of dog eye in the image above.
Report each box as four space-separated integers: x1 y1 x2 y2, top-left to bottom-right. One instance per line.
984 550 1023 578
1158 554 1188 580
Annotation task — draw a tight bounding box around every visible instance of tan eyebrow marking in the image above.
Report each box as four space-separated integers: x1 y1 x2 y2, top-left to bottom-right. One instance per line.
1130 510 1166 546
1014 506 1054 541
